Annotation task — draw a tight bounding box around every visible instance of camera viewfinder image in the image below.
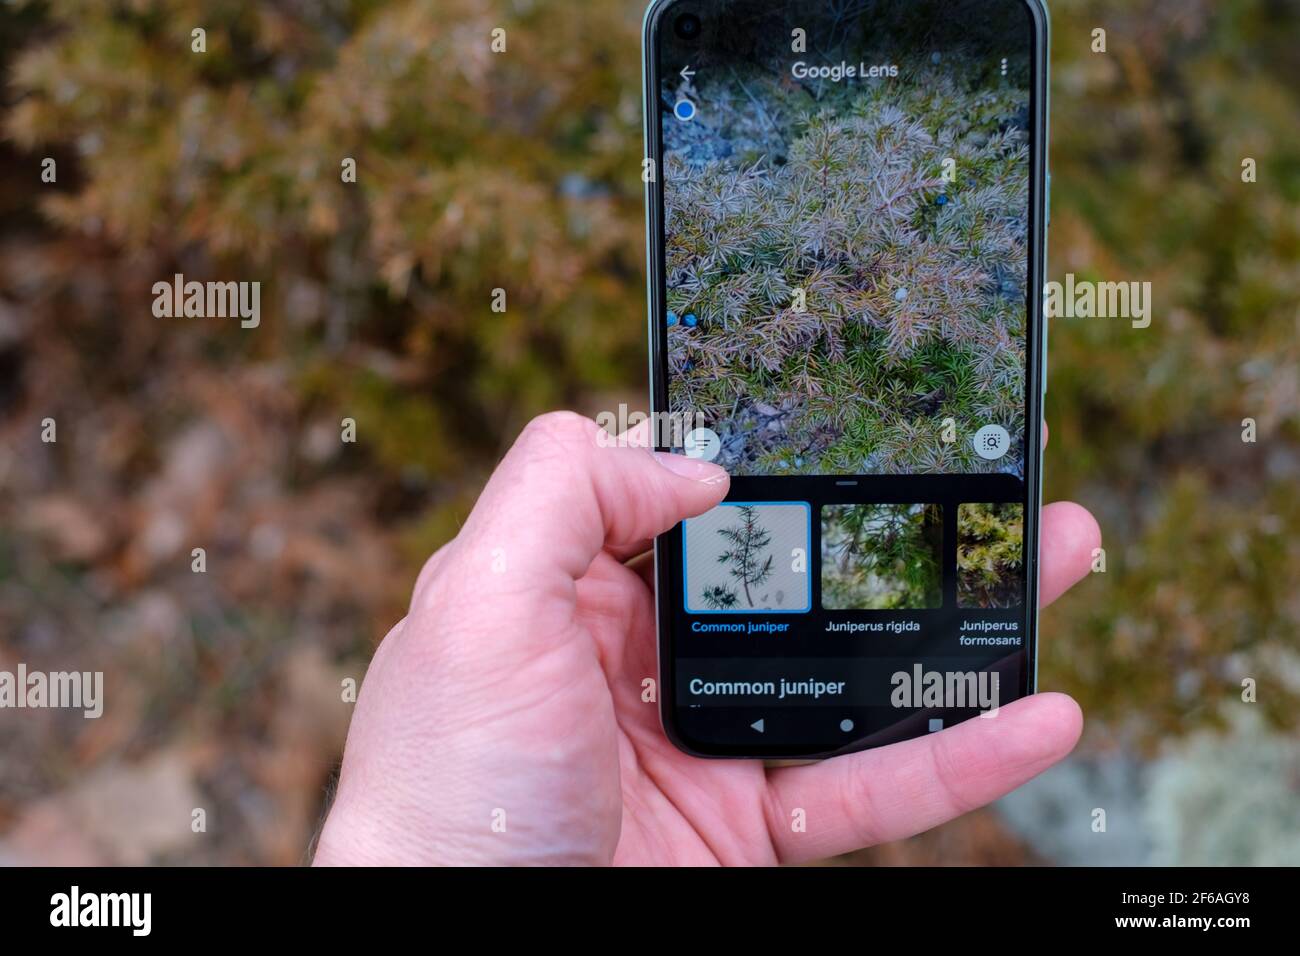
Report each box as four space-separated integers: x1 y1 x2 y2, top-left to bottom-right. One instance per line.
661 0 1033 478
683 502 811 613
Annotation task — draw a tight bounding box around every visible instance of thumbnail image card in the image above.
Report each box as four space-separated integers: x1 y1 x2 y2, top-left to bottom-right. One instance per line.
957 501 1025 608
820 503 943 610
683 502 811 613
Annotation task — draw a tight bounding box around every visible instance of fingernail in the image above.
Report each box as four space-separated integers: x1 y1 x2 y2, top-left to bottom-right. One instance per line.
654 452 729 485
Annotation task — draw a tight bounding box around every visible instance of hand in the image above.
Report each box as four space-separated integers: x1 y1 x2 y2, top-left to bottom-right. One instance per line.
313 412 1099 866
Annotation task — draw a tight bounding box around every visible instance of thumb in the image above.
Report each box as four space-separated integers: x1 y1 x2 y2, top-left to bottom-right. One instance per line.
413 411 728 612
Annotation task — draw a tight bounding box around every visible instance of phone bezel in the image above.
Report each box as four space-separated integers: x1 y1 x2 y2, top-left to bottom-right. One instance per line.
642 0 1052 759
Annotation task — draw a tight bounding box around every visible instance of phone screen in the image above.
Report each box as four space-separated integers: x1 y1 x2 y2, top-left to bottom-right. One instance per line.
646 0 1047 757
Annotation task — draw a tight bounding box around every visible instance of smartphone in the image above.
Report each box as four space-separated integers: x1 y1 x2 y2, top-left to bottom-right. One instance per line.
643 0 1050 758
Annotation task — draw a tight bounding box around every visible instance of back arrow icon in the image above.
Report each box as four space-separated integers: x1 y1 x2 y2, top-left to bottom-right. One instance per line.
680 66 696 81
751 719 765 733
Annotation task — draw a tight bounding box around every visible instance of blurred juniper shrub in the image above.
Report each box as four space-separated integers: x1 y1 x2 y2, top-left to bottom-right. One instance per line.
664 65 1028 477
2 0 649 558
957 501 1025 609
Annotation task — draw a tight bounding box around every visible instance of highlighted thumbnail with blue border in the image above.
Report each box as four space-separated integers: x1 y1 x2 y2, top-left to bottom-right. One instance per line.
682 502 811 614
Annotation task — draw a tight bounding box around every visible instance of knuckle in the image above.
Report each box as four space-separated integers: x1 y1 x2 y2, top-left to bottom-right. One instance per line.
515 411 601 467
927 733 978 818
412 540 453 601
839 759 886 848
520 410 599 447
